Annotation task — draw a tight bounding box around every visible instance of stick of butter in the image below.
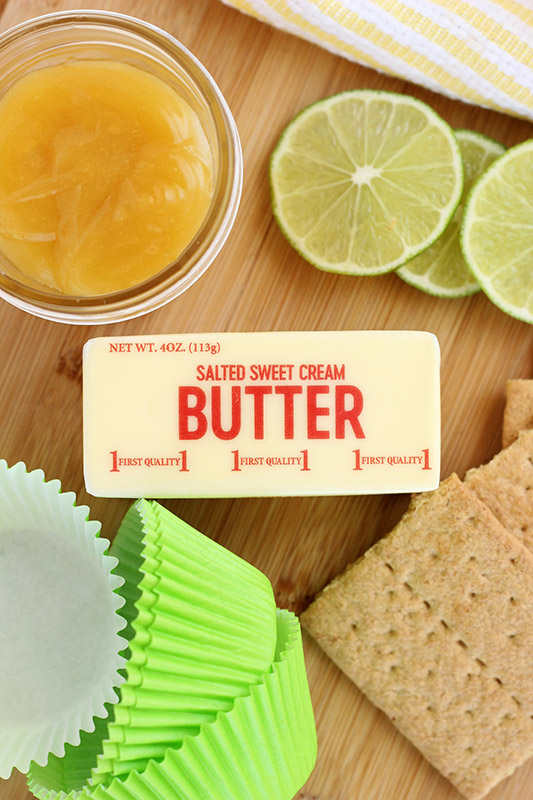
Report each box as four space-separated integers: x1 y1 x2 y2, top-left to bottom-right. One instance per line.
83 331 440 498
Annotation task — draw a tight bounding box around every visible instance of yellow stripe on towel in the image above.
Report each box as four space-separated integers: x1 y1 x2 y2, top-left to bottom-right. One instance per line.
221 0 533 120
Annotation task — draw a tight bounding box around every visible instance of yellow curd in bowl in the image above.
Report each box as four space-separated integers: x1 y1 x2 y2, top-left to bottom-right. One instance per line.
0 60 213 296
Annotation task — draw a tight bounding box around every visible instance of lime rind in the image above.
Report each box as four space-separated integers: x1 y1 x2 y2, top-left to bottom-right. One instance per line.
397 129 505 298
461 138 533 325
270 90 463 276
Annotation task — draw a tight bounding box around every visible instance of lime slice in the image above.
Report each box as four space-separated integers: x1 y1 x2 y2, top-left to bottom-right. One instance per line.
397 130 505 297
461 139 533 325
270 90 463 275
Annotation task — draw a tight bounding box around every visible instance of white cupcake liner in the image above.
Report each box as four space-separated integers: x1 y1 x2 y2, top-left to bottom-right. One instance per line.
0 460 128 778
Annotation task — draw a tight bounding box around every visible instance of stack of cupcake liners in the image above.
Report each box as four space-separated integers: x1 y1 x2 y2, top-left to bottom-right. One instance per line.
24 497 317 799
28 608 315 800
91 499 278 783
0 461 127 780
101 609 315 800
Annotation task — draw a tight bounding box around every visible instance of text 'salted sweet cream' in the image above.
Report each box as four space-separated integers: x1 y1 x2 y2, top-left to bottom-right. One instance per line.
83 331 441 497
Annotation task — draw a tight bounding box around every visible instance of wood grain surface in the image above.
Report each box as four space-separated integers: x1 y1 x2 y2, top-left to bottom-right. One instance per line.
0 1 531 799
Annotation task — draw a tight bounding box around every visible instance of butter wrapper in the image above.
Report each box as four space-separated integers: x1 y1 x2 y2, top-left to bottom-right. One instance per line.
83 331 440 497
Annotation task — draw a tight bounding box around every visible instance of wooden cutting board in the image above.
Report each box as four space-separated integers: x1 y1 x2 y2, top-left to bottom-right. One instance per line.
0 1 531 799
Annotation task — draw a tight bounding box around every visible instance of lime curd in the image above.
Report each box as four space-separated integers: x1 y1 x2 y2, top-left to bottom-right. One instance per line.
0 60 213 296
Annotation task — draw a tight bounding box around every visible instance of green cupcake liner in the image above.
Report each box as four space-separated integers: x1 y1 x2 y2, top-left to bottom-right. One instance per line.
69 498 276 784
28 609 317 800
92 500 277 783
0 460 127 780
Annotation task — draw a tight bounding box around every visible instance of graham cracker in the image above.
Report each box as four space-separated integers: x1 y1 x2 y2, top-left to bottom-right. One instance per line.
301 474 533 800
464 429 533 554
502 380 533 449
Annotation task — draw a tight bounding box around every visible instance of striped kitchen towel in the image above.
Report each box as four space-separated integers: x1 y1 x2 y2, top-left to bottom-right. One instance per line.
221 0 533 121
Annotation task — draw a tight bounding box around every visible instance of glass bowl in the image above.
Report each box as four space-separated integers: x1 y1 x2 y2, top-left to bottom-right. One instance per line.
0 11 242 324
